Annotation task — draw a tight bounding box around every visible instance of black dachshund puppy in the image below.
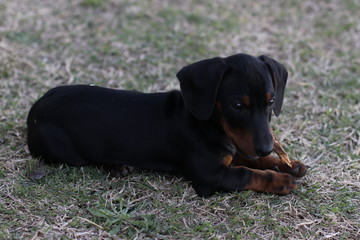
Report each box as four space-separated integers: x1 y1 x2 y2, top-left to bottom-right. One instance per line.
27 53 307 197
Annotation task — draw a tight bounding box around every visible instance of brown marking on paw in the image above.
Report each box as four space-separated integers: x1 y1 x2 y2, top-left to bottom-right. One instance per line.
245 168 298 195
233 155 308 178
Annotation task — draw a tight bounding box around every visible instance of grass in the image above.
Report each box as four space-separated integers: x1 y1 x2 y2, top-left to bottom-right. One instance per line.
0 0 359 239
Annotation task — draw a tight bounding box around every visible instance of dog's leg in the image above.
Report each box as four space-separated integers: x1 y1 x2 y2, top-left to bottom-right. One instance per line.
29 125 89 166
192 154 299 196
217 166 298 195
232 154 307 178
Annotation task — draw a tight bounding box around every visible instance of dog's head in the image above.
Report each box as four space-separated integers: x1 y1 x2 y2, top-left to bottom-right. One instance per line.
177 53 287 159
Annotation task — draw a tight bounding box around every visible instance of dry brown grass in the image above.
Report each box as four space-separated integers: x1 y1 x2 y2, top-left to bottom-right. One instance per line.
0 0 359 239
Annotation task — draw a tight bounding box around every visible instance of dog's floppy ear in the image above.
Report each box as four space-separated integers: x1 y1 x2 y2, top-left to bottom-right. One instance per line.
258 55 288 117
176 57 229 120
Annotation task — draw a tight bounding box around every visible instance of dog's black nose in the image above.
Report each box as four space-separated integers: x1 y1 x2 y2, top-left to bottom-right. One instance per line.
256 146 273 157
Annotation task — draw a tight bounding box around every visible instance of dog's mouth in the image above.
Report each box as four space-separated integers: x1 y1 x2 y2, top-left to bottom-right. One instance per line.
228 140 259 161
236 148 259 160
225 136 259 161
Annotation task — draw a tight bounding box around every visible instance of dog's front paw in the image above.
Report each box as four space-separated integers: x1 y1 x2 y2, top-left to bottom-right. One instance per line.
246 169 298 195
289 160 308 178
269 171 298 195
272 160 308 178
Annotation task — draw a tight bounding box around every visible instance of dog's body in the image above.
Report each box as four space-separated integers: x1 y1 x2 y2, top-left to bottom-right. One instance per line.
27 53 307 197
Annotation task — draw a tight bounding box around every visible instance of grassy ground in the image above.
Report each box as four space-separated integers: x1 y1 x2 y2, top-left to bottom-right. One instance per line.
0 0 359 239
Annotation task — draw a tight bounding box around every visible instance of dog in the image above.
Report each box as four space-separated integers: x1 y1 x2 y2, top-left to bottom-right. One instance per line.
27 53 307 197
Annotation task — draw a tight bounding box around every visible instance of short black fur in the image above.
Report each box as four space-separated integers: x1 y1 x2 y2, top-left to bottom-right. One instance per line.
27 53 289 197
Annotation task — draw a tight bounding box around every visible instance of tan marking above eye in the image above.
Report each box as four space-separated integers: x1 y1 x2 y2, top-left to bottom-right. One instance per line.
241 95 250 107
265 92 273 104
222 155 233 167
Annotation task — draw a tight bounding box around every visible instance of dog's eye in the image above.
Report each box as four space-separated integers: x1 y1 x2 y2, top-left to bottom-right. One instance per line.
268 99 275 107
231 100 243 110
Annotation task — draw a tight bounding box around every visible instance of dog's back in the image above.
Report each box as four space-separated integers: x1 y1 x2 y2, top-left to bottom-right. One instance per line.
27 85 189 172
